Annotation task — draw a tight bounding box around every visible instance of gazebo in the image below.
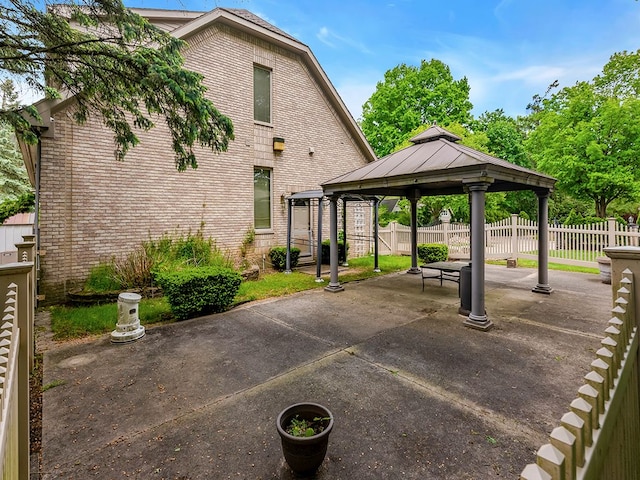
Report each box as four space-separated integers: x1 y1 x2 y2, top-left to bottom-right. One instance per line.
321 125 557 331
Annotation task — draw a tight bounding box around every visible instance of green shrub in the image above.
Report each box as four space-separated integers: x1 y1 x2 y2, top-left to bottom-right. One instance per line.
84 262 122 292
0 192 34 224
417 243 448 264
268 246 300 271
563 210 606 226
320 239 349 264
145 230 234 275
112 245 154 290
156 267 242 320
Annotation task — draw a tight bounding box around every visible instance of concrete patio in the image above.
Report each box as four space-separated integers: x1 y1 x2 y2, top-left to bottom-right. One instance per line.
36 264 611 479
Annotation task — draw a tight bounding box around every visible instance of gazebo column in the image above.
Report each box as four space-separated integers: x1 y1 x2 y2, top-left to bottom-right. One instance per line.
408 189 421 274
342 198 349 266
373 198 380 272
324 196 344 292
285 197 293 274
315 198 324 283
463 182 494 331
533 190 553 294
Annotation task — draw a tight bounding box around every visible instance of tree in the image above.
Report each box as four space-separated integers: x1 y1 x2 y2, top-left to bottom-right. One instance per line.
0 191 34 224
0 122 31 200
473 110 537 219
0 79 31 200
360 59 473 157
0 0 234 170
527 51 640 217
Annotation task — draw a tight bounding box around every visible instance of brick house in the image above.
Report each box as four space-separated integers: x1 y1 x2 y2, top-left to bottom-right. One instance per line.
22 7 376 303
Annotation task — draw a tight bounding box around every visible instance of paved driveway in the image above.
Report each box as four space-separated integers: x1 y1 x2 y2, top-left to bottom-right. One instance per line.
38 265 611 479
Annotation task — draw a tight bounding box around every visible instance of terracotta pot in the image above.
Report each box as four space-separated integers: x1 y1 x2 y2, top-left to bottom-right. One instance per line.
276 403 334 475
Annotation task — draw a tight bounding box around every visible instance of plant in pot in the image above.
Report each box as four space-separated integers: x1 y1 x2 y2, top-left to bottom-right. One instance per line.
276 402 334 476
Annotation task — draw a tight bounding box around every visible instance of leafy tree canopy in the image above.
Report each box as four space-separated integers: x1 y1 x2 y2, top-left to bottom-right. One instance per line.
0 191 34 224
0 121 31 200
0 0 234 170
360 59 473 157
0 79 31 200
527 50 640 217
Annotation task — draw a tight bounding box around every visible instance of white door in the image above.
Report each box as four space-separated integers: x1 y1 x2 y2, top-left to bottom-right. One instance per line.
292 199 312 257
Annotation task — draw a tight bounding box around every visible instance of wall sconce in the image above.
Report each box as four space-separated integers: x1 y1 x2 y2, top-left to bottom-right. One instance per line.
309 147 315 155
273 137 285 152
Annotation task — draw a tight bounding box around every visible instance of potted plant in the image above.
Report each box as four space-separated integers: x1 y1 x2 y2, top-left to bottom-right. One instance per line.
276 402 334 475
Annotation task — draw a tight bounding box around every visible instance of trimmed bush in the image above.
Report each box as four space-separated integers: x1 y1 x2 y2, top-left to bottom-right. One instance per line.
417 243 448 264
321 239 349 264
268 246 300 271
155 267 242 320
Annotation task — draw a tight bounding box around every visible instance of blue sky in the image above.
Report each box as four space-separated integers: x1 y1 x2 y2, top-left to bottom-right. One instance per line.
42 0 640 120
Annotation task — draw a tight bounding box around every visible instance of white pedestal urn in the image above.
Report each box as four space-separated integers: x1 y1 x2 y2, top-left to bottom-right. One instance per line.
111 292 145 343
596 256 611 284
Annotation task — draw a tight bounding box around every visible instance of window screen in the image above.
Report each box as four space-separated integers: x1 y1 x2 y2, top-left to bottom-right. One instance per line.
253 66 271 123
254 167 271 229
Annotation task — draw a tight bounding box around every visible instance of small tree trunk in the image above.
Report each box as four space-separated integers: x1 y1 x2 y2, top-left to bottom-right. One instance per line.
595 198 607 218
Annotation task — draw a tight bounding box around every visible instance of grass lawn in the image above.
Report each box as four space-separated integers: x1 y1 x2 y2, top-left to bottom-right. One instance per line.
48 254 594 340
487 258 599 275
49 296 173 340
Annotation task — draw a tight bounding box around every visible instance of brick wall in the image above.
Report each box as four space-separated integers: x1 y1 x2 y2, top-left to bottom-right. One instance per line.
38 22 372 303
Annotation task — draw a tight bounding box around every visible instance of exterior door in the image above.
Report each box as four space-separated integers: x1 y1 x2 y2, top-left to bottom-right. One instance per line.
292 199 312 257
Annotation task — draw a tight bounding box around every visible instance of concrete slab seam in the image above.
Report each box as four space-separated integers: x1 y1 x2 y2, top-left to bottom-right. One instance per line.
345 346 546 445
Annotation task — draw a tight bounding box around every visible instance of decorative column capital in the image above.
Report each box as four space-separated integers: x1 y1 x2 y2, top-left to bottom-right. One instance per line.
535 188 551 199
463 178 493 192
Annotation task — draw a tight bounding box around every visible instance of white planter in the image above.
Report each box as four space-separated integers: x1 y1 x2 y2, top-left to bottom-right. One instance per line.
596 257 611 285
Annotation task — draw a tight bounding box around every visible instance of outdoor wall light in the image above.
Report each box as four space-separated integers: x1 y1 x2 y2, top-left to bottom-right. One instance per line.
273 137 285 152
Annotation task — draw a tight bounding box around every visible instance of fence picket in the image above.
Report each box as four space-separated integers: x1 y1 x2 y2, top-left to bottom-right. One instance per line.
521 265 640 479
377 216 633 268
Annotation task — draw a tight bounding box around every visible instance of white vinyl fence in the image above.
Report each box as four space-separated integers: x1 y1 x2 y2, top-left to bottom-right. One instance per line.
1 214 35 265
378 215 640 268
520 249 640 479
0 237 36 480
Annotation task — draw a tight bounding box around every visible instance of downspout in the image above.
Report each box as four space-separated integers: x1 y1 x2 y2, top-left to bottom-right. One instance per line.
34 135 41 296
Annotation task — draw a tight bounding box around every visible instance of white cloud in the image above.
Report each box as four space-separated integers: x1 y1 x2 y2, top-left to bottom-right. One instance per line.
317 27 334 47
492 65 567 86
315 26 372 55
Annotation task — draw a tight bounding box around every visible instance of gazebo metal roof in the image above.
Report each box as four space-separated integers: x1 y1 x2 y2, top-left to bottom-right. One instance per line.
322 125 556 197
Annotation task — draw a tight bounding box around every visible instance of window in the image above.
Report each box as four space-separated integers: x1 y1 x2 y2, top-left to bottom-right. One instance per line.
253 65 271 123
254 167 272 229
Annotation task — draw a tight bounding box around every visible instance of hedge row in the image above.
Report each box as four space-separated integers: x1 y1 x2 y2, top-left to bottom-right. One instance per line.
417 243 448 264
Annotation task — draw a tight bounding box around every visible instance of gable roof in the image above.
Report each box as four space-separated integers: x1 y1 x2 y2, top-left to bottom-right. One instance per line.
323 125 555 197
28 7 376 163
219 8 298 42
151 8 376 163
